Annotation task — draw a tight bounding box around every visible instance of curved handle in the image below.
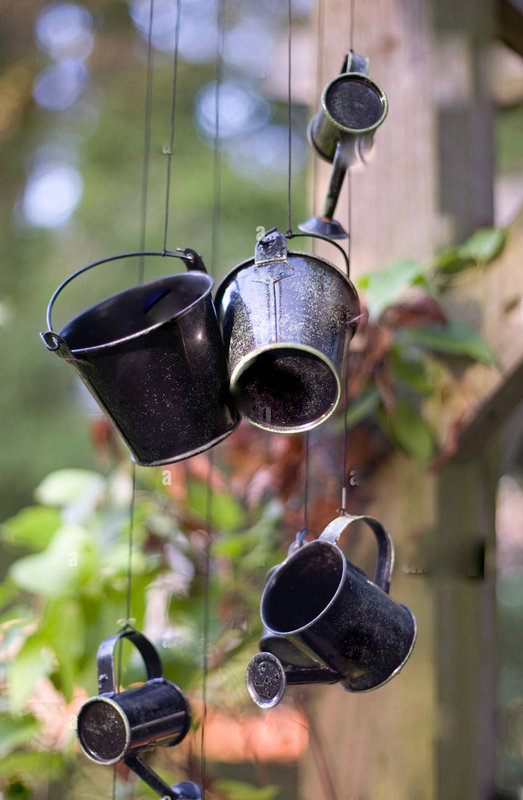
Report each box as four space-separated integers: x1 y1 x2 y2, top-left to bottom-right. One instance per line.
286 230 351 276
96 628 164 695
42 248 206 344
319 514 394 594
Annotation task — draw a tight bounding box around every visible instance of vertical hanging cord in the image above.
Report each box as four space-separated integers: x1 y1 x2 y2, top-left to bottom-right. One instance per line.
138 0 155 282
201 3 224 796
303 432 310 535
162 0 182 252
311 0 324 254
340 0 356 515
286 0 292 234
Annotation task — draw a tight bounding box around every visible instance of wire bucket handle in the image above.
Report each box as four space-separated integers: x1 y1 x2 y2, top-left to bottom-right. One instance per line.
41 248 207 353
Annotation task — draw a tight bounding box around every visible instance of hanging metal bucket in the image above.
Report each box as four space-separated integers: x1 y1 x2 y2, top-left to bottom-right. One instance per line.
42 249 239 466
214 230 360 433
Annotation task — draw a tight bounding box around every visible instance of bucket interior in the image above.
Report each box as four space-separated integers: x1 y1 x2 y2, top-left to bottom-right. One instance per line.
263 544 343 633
61 273 212 350
232 348 339 431
78 700 127 762
326 76 385 131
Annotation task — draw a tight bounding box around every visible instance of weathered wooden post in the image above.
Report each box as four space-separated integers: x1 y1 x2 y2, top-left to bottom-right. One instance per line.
299 0 504 797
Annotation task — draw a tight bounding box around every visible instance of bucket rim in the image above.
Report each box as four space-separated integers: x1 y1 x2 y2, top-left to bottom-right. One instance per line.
230 342 341 434
58 271 214 355
214 247 359 311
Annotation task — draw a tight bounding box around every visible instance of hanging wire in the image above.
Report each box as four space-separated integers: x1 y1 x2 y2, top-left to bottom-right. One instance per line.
138 0 156 282
201 3 225 795
162 0 182 252
286 0 293 234
311 0 325 255
339 0 356 515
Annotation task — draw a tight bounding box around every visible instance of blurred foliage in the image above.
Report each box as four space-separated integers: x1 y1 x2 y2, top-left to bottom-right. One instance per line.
0 1 521 799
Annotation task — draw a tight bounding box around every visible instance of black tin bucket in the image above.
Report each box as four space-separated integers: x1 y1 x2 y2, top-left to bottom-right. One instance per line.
214 231 360 433
42 249 239 466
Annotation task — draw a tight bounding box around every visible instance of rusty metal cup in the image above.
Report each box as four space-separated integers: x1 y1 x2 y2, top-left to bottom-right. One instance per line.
215 230 360 433
41 249 239 466
76 628 200 799
246 514 416 708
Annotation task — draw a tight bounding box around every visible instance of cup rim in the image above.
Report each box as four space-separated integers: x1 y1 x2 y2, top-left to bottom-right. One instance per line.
260 539 347 636
77 695 131 765
321 72 389 135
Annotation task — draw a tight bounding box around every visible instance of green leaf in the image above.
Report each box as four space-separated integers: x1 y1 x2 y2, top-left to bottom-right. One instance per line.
187 481 246 532
7 635 55 712
398 321 498 366
1 506 61 551
40 597 85 701
214 780 280 800
35 469 105 523
386 400 435 464
389 348 432 393
458 227 506 263
0 715 40 758
433 246 472 275
356 258 426 319
9 524 99 597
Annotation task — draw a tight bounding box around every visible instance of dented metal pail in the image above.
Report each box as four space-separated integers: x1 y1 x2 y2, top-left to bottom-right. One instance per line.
214 231 360 433
42 249 239 466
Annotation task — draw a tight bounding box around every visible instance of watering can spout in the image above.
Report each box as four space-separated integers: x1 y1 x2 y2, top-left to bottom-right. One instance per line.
246 651 340 709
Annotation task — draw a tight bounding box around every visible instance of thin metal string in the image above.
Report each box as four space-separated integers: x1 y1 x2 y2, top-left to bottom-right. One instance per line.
138 0 155 283
302 432 310 536
311 0 324 254
201 2 225 794
162 0 182 252
286 0 292 234
340 2 356 513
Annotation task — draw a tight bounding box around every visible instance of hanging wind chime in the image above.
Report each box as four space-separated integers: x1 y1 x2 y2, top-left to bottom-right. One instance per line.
39 0 417 795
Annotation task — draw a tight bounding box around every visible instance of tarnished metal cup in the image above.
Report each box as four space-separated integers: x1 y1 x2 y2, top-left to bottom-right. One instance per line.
77 628 201 800
41 249 239 466
247 515 417 708
215 231 360 433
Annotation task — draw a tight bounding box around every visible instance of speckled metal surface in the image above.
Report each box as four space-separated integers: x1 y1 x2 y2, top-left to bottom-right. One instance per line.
215 232 360 433
49 270 239 465
259 515 417 693
77 629 191 766
77 629 201 799
308 72 388 166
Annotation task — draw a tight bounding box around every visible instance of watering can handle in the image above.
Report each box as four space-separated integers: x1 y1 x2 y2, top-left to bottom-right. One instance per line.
319 514 394 594
41 248 206 351
96 627 164 695
341 50 370 75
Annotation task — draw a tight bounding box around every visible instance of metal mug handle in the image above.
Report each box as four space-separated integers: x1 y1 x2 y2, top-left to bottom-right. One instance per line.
41 248 206 353
96 627 164 696
319 514 394 594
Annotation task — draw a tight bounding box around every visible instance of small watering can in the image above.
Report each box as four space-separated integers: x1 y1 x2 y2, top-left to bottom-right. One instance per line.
299 52 388 238
215 230 360 433
41 249 239 466
246 514 416 708
76 628 201 800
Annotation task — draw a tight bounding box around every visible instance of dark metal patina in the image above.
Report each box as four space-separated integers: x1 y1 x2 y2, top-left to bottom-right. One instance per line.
247 515 417 708
215 230 360 433
41 249 239 466
76 628 201 800
299 51 388 239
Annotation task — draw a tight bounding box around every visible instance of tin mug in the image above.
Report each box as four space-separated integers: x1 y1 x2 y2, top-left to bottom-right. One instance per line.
247 514 416 708
76 628 201 800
